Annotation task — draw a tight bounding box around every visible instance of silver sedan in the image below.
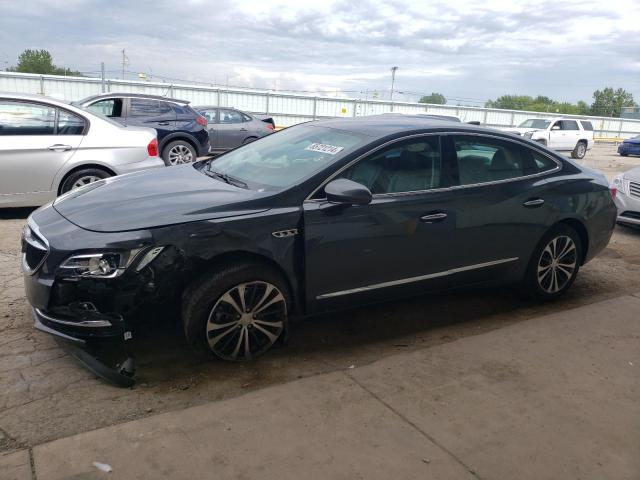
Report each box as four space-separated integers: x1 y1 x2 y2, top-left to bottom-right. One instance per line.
0 93 165 207
611 167 640 226
194 106 274 154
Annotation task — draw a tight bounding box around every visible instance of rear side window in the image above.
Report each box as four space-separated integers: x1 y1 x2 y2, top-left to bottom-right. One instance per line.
338 136 443 194
0 101 55 135
57 110 86 135
580 121 594 131
453 136 557 185
87 98 123 118
219 109 243 124
129 99 171 116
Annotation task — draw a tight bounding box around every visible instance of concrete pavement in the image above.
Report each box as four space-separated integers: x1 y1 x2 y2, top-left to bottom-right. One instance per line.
4 294 639 480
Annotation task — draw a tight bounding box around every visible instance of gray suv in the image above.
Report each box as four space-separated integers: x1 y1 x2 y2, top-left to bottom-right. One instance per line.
194 106 275 153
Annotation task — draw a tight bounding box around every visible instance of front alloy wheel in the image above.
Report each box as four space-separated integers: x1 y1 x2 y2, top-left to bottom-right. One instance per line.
537 236 577 294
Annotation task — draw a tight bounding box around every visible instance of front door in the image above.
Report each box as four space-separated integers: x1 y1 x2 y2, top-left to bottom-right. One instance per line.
304 135 462 310
217 109 248 149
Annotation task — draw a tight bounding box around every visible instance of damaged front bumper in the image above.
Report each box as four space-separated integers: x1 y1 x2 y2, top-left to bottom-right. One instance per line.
32 305 137 387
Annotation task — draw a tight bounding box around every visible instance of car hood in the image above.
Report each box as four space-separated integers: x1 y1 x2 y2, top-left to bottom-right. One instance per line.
501 127 540 135
622 166 640 182
53 164 270 232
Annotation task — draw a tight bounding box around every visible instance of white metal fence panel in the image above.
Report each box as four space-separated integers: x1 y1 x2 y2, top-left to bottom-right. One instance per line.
2 71 639 138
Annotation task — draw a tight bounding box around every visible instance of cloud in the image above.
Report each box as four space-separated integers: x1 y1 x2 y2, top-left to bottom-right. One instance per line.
0 0 638 104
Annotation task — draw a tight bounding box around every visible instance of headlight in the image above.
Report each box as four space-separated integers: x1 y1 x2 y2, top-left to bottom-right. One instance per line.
524 131 534 138
611 175 624 192
57 250 143 278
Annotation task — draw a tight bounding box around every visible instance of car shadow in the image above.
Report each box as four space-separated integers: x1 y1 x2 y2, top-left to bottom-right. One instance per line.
0 207 37 220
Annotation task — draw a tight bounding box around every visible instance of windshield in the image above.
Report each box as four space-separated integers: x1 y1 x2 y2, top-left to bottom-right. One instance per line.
202 124 370 190
518 119 551 129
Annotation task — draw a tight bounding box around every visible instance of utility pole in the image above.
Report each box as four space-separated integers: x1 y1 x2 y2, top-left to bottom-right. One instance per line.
100 62 106 92
390 66 398 101
121 49 129 80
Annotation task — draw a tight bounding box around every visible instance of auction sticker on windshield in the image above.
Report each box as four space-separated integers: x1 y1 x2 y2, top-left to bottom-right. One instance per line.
305 143 344 155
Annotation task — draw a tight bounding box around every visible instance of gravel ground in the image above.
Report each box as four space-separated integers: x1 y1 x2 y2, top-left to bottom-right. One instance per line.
1 143 639 452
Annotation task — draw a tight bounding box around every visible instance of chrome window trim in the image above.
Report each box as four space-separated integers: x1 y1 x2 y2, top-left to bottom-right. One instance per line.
316 257 519 299
22 218 50 276
304 131 562 202
35 308 113 328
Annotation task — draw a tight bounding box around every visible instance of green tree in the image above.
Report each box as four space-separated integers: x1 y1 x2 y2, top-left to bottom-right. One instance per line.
8 49 82 76
418 92 446 104
590 87 636 117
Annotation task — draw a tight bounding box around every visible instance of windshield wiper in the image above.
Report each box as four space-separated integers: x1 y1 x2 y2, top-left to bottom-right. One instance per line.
205 167 248 189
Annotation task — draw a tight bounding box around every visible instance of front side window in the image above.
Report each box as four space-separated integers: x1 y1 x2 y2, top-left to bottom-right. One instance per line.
203 124 369 190
454 135 557 185
338 136 443 194
0 101 55 136
87 98 123 118
201 109 217 123
57 110 85 135
219 109 243 124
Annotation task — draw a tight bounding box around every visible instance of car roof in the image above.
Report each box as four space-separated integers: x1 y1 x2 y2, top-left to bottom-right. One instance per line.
0 91 74 107
76 93 190 104
309 114 494 137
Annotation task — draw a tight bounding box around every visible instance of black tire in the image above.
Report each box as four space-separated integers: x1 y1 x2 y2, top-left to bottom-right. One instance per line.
571 141 587 159
182 262 291 361
242 136 258 145
60 168 111 194
619 153 628 157
522 224 582 301
162 140 197 166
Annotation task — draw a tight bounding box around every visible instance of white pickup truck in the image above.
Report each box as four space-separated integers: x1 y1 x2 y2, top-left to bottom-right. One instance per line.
502 118 594 159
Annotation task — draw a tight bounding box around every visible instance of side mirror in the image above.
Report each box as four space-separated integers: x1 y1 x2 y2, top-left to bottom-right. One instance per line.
466 121 481 125
324 179 372 206
551 125 561 130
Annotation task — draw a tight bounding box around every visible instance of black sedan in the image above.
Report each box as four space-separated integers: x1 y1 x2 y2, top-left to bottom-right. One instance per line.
22 116 616 381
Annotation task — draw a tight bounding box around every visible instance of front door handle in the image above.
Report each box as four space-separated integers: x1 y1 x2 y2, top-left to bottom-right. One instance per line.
523 198 545 208
48 144 72 152
240 128 247 131
157 122 170 126
420 212 447 223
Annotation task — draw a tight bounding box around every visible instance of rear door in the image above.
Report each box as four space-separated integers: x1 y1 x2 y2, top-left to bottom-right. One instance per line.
217 109 248 148
445 133 561 273
561 120 581 149
0 100 84 196
125 98 176 135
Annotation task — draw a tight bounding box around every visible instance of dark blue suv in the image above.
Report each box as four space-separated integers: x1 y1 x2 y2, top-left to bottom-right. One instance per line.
77 93 210 165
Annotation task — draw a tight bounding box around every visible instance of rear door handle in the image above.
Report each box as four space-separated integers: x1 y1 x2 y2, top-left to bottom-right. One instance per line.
48 144 72 152
523 198 545 208
157 122 170 126
240 128 247 131
420 212 447 223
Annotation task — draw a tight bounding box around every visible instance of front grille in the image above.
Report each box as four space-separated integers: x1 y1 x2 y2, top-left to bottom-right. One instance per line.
629 181 640 199
620 211 640 220
22 222 49 274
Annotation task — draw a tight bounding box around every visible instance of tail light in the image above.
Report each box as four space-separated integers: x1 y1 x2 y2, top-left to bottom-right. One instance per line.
266 123 275 131
196 115 207 127
147 138 158 157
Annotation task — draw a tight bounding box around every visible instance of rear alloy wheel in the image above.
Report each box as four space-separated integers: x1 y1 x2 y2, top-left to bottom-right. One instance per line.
523 224 582 300
60 168 111 194
182 263 290 361
571 141 587 159
163 140 196 166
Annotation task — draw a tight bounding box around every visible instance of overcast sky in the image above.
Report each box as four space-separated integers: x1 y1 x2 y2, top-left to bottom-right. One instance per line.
1 0 638 104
